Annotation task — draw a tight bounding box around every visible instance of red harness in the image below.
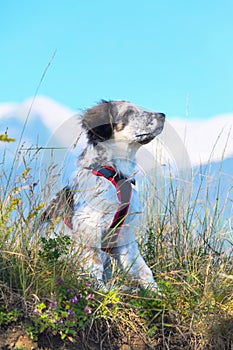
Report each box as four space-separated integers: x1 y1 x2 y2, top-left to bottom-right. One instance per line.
64 166 133 252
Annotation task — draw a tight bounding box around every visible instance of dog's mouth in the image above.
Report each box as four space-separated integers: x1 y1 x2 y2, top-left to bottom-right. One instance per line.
136 126 164 145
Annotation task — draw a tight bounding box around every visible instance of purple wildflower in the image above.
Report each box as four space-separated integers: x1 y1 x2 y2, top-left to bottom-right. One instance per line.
57 277 65 284
67 309 75 318
84 306 92 314
86 293 95 300
56 319 64 324
49 300 58 309
70 295 78 303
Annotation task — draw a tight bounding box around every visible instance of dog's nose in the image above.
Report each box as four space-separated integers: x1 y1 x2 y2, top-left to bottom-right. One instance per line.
156 112 166 120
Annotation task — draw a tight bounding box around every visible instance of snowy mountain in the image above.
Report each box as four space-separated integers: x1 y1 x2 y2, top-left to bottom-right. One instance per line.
0 96 232 250
0 95 232 190
1 96 232 165
0 96 81 151
0 97 84 182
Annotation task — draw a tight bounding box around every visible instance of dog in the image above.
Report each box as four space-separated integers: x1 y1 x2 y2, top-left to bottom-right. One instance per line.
41 100 165 292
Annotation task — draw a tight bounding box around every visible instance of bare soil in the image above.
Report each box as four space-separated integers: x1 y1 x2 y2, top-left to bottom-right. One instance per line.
0 324 149 350
1 322 232 350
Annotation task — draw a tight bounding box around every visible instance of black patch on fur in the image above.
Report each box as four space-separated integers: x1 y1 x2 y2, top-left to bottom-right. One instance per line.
40 186 74 222
82 101 114 145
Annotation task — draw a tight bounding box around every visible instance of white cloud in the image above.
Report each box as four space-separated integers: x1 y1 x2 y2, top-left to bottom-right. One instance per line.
0 96 76 130
168 115 233 165
0 96 232 166
0 102 18 118
21 96 77 132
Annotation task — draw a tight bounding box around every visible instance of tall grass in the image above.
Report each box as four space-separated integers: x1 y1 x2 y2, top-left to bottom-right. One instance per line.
0 136 232 349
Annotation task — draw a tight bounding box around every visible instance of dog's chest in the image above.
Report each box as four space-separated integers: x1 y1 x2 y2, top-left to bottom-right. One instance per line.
72 169 141 239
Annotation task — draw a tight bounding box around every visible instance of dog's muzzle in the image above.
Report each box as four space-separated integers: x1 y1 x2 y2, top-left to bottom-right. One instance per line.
136 112 165 144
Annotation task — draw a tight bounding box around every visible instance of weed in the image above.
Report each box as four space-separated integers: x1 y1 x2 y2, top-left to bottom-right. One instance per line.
0 309 21 326
0 130 232 349
38 234 71 263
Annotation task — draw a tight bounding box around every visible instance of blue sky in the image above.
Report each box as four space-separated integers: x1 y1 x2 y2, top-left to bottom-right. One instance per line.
1 0 233 120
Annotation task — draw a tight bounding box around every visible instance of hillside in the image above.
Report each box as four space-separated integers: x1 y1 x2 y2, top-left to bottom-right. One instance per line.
0 97 232 349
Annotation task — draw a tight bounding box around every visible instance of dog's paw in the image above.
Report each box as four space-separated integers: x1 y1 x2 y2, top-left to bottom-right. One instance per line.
141 282 163 296
93 279 109 293
117 284 132 293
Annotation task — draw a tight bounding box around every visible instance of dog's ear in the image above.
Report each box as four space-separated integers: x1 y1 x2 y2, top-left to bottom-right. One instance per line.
82 101 114 144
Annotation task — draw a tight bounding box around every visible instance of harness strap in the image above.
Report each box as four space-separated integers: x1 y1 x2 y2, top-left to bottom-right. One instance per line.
63 215 74 230
63 166 133 253
92 165 132 220
92 166 132 253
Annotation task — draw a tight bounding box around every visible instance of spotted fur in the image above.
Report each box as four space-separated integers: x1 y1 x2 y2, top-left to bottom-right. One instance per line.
42 100 165 292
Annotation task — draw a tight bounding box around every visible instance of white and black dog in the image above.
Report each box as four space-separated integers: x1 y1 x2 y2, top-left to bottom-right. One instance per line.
41 100 165 292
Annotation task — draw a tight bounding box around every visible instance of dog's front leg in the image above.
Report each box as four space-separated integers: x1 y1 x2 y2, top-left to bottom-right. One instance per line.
111 242 159 292
80 247 108 292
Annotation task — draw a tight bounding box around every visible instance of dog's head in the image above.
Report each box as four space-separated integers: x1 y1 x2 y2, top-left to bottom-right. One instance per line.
82 100 165 145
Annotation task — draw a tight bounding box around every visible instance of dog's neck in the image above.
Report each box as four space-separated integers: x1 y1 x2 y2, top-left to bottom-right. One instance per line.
80 140 140 178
